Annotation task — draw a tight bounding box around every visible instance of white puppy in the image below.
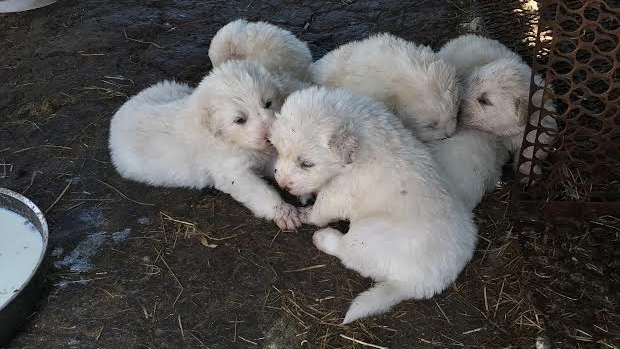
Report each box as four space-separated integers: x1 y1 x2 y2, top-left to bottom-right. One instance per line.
109 60 304 230
268 87 477 324
438 35 557 178
459 58 557 177
428 128 510 211
209 19 313 81
310 33 460 142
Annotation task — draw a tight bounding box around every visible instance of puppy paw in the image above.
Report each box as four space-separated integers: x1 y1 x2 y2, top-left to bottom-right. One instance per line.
298 206 312 224
299 206 332 227
312 228 343 256
274 203 302 231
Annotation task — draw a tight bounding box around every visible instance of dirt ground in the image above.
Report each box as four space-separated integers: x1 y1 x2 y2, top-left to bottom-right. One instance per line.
1 1 618 348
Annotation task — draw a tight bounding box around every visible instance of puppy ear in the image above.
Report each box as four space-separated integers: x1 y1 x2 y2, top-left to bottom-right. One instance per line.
514 97 529 127
329 126 357 164
201 107 222 137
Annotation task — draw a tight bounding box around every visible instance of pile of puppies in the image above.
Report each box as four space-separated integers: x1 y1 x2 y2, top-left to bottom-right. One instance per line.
108 19 557 324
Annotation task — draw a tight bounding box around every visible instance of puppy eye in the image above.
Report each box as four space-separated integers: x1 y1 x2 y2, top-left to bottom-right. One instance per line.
300 160 315 169
234 114 247 124
263 99 272 109
478 94 492 106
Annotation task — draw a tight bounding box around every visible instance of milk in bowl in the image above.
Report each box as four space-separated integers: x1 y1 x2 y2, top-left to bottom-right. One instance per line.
0 207 44 308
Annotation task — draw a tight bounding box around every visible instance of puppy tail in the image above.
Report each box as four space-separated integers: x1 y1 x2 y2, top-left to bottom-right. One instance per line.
342 280 409 324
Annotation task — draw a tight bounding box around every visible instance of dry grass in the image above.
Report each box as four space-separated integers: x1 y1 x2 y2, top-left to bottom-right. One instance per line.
29 132 607 349
558 162 591 201
474 182 545 334
264 284 401 349
135 178 559 349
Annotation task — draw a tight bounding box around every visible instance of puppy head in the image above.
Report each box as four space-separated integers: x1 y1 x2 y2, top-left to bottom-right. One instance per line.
269 87 358 196
459 58 532 137
208 19 249 66
405 101 458 142
395 60 459 141
194 60 285 151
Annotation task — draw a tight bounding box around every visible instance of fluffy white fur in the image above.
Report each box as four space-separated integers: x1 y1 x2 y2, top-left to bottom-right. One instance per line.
438 35 558 179
437 34 523 80
428 128 510 211
268 87 477 324
310 33 460 142
109 60 305 230
459 58 558 177
209 19 313 81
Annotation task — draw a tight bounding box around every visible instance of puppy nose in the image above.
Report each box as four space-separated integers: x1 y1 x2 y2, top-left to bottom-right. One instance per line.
275 175 286 187
277 177 294 191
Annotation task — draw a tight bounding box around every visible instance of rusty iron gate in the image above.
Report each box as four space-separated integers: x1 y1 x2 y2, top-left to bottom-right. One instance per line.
477 0 619 221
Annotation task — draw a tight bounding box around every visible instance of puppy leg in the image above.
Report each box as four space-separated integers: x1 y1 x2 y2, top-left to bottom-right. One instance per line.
299 204 336 227
300 191 347 227
312 227 344 258
212 170 301 230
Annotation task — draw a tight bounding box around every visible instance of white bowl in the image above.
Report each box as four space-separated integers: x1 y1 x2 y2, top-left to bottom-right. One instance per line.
0 188 49 346
0 0 57 13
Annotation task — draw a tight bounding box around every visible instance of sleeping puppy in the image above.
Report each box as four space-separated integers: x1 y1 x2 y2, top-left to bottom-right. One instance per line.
109 60 304 230
428 128 510 211
310 33 460 142
209 19 313 81
268 86 477 324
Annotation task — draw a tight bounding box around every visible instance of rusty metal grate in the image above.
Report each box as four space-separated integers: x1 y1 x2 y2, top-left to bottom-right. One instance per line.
512 0 620 220
476 0 620 220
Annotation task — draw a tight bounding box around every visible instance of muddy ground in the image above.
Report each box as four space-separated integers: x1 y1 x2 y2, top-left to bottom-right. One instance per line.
1 1 618 348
